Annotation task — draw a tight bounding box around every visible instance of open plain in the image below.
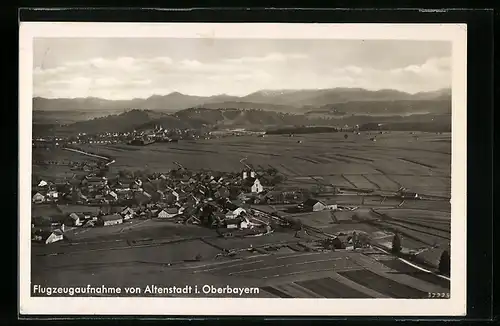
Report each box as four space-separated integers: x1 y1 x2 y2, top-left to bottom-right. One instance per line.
70 131 451 196
32 131 451 298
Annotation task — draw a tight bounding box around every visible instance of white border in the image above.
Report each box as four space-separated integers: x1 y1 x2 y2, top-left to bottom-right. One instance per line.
19 23 467 316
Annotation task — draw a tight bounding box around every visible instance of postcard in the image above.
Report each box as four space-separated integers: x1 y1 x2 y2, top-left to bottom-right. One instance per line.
19 22 467 316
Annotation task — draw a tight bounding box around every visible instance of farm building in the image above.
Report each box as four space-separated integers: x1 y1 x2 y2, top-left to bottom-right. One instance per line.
98 214 123 226
34 229 64 244
299 198 327 212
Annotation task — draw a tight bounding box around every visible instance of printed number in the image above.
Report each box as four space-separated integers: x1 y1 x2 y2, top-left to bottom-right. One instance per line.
428 292 450 299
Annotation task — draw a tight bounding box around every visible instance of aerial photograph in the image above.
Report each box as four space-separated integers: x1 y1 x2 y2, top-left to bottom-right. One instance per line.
30 37 452 299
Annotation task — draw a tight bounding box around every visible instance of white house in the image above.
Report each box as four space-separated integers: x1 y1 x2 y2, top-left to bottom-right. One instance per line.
300 199 327 212
226 207 246 219
68 213 83 226
32 192 45 204
45 229 64 244
157 207 179 219
46 190 59 201
121 207 135 220
38 180 48 187
240 216 250 229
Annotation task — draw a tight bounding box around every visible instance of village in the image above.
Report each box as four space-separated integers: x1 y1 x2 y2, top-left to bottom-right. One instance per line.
32 125 265 149
32 160 328 244
31 122 451 280
31 153 443 268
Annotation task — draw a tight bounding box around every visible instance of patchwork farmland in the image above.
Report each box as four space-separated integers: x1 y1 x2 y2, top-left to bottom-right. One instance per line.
31 131 452 298
70 131 451 197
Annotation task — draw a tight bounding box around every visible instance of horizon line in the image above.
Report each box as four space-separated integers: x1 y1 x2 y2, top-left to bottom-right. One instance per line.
32 86 451 101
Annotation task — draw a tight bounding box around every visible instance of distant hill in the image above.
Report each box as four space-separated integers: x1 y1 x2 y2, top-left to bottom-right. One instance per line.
33 93 241 113
40 106 451 136
241 88 417 106
52 108 319 134
33 87 451 114
57 109 169 134
304 99 451 117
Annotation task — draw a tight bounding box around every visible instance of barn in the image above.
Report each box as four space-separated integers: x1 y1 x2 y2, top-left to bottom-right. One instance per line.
300 199 327 212
98 214 123 226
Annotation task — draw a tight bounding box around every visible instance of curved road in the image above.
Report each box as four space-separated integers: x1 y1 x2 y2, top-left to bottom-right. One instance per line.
63 147 116 166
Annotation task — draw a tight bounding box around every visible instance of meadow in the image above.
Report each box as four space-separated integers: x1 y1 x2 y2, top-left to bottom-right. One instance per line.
71 131 451 198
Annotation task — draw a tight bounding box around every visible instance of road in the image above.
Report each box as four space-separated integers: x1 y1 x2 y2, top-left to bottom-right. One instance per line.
63 147 115 166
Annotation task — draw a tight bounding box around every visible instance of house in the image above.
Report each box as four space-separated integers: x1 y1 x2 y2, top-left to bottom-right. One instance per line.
68 212 83 226
98 214 123 226
56 204 100 217
299 199 327 212
45 229 64 244
225 218 240 229
38 180 48 187
71 190 88 204
134 191 152 205
121 207 135 220
157 207 179 219
46 190 59 201
186 194 199 206
84 176 107 186
226 207 246 219
224 217 249 230
163 190 179 204
242 177 263 194
105 191 118 202
32 192 45 204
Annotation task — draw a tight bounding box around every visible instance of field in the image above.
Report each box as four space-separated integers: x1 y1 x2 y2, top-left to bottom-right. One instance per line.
68 132 451 197
30 131 452 298
32 147 103 181
32 239 450 298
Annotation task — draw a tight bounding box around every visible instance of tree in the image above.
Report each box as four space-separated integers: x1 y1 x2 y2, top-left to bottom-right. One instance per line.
266 167 278 176
294 219 303 231
392 233 402 254
195 253 202 261
438 250 450 276
344 134 348 139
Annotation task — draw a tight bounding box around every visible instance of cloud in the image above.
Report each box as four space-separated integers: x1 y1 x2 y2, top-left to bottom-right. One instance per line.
325 57 451 93
224 52 307 64
33 53 451 99
391 57 450 75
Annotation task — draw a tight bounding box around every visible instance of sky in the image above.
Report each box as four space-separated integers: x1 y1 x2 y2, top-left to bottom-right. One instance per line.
33 38 452 100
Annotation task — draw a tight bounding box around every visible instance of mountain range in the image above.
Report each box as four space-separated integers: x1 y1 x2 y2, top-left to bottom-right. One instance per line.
33 87 451 113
